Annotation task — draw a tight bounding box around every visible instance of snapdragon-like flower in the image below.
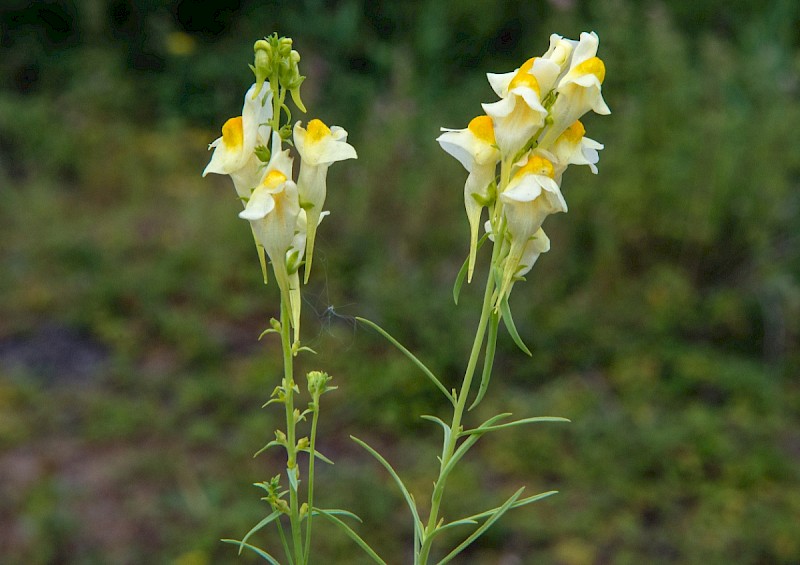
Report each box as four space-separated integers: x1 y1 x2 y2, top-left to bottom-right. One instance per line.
203 83 273 198
293 119 357 283
482 57 559 158
239 132 301 338
485 220 550 284
498 153 566 302
550 120 604 179
437 115 500 281
538 32 610 150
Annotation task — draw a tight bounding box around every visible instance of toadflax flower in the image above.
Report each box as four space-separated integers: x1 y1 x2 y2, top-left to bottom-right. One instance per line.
537 32 610 150
497 153 566 303
203 83 273 198
239 132 302 339
549 120 604 179
437 115 501 282
482 57 560 159
293 119 357 283
485 220 550 293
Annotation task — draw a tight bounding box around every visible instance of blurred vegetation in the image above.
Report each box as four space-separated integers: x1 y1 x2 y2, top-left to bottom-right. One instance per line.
1 0 799 563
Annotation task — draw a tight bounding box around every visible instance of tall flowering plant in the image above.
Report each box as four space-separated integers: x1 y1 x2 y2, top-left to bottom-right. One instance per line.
203 34 359 564
203 30 609 564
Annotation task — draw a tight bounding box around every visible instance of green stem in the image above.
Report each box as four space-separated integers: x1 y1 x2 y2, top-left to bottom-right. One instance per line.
280 297 305 564
417 159 513 564
304 395 321 559
276 520 295 565
417 244 500 564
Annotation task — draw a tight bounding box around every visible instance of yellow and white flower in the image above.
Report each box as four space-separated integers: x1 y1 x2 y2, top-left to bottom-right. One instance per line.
487 55 561 101
541 33 577 74
538 32 610 150
203 83 273 198
482 57 559 159
485 220 550 281
436 115 500 281
550 120 604 179
498 153 566 301
239 132 302 338
293 119 357 282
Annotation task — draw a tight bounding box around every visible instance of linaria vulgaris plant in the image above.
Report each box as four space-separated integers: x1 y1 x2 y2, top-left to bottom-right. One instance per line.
203 30 609 564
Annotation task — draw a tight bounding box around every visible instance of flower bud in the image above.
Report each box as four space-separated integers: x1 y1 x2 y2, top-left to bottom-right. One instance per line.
253 40 272 96
278 37 293 57
306 370 334 397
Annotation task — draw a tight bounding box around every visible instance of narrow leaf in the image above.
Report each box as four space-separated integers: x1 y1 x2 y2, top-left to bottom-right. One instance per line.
253 440 283 458
461 490 559 523
258 328 279 340
499 296 531 356
286 466 299 491
425 517 479 543
461 416 570 436
356 317 454 405
469 310 500 410
351 436 423 539
453 233 490 304
436 488 524 565
311 507 363 523
221 539 280 565
314 509 387 565
421 415 451 453
237 511 282 555
439 414 510 483
299 447 334 465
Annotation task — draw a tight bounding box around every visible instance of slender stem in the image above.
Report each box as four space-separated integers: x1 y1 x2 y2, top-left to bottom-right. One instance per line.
280 297 305 564
418 159 513 564
304 395 320 558
418 246 500 564
276 519 295 565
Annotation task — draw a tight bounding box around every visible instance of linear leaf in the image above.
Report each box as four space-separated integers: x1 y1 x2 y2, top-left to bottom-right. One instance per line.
438 414 510 484
436 488 524 565
356 317 454 405
299 447 334 465
421 415 451 454
253 440 283 458
221 539 280 565
236 511 282 555
426 517 479 544
461 490 559 523
461 416 570 436
286 466 299 491
498 295 531 356
469 310 500 410
351 436 423 539
453 233 490 305
314 508 387 565
311 507 363 523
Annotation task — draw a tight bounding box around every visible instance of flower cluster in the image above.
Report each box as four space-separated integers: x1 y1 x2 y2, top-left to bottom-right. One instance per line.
437 32 609 305
203 35 356 341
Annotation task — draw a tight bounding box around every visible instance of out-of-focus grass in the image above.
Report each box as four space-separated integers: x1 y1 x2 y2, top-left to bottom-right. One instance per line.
1 0 799 563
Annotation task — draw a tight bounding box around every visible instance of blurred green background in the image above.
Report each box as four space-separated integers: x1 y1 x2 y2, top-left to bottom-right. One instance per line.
1 0 799 563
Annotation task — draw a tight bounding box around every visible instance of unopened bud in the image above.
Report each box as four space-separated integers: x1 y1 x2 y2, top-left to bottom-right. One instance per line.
278 37 293 56
253 40 272 95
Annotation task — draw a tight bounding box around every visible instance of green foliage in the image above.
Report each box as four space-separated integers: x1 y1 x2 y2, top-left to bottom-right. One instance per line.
1 0 799 563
